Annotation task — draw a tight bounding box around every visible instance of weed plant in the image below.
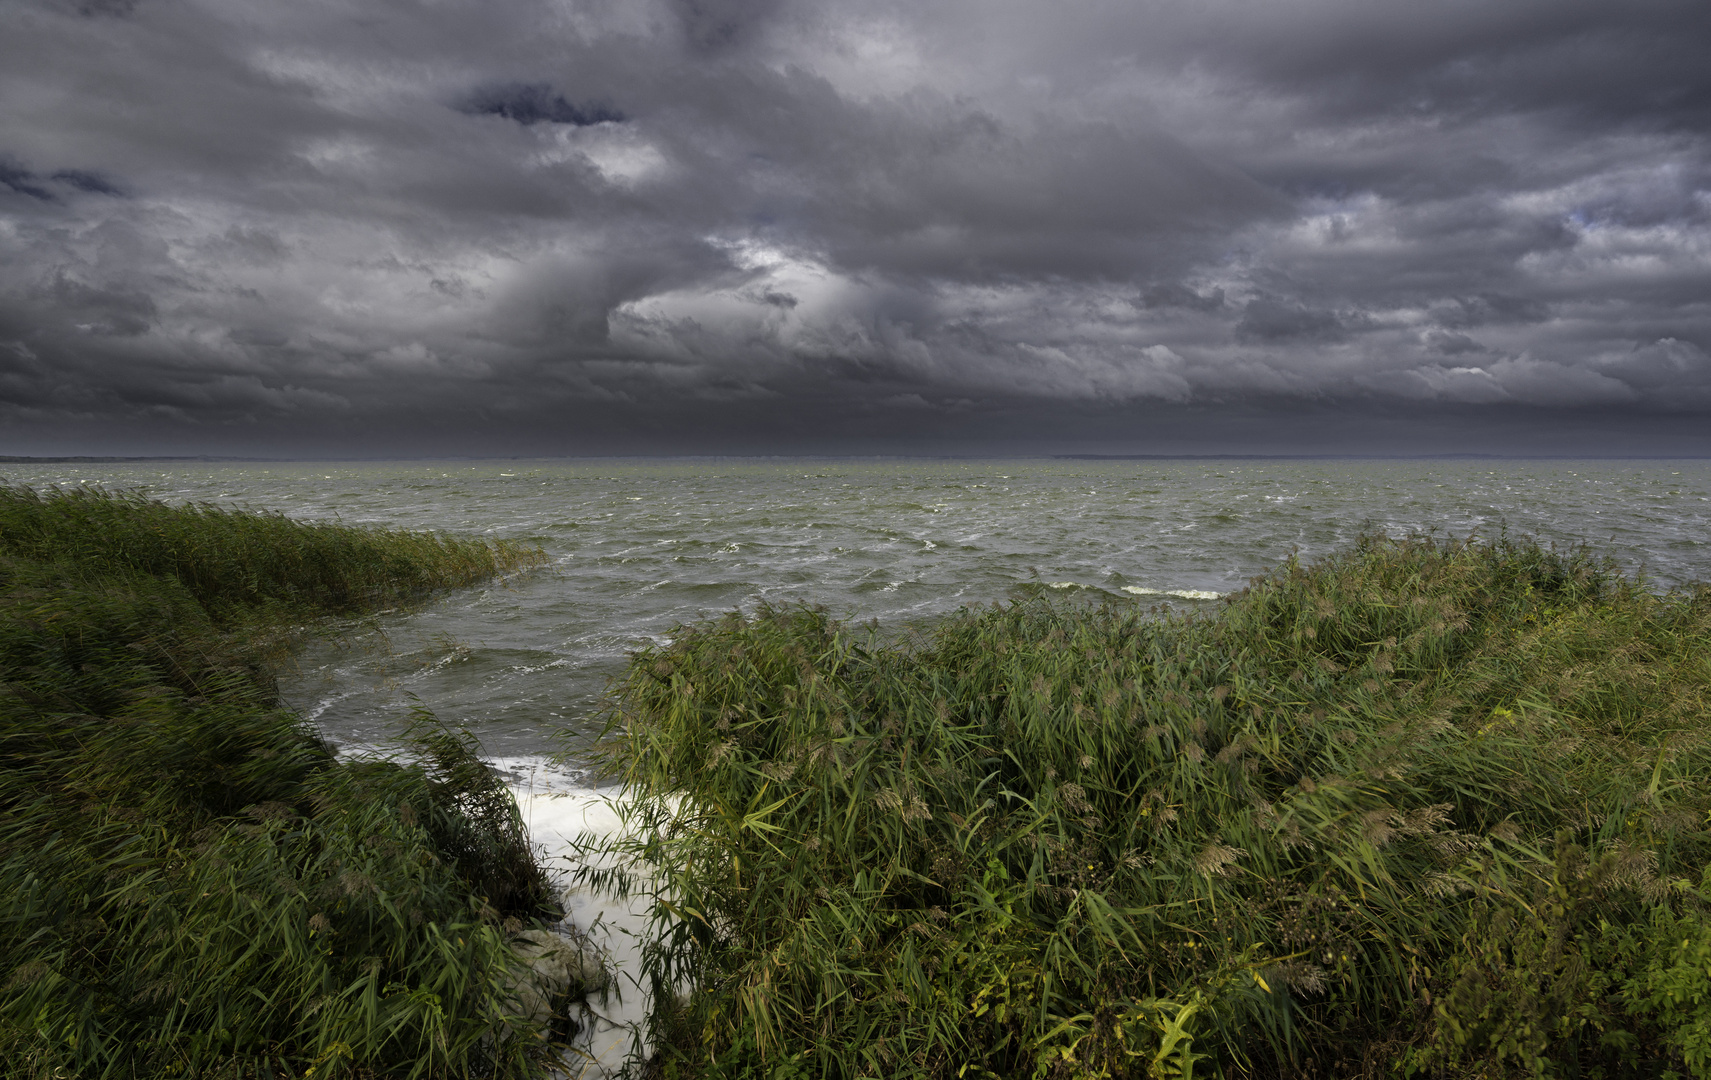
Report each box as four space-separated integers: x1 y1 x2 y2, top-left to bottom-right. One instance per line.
0 486 563 1078
589 534 1711 1079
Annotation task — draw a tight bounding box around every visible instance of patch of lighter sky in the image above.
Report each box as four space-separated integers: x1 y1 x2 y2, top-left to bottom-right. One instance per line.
247 227 526 335
314 267 432 323
708 236 811 273
613 265 935 378
1411 364 1510 403
1517 241 1697 284
1495 159 1683 221
618 245 856 337
541 0 659 41
1282 112 1449 159
783 10 1108 127
298 134 379 175
605 286 815 370
1094 295 1146 322
1271 193 1405 254
531 123 672 188
783 15 941 102
1359 310 1436 333
244 48 428 110
1382 307 1436 329
1578 220 1709 262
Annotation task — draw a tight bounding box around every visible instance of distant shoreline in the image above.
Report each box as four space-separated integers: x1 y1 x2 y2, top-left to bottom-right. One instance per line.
0 455 268 464
1053 452 1711 461
5 452 1711 465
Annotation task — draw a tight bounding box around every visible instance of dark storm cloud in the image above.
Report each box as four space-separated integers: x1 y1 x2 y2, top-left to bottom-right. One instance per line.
672 0 787 53
50 169 123 196
1 161 56 202
459 84 624 128
0 0 1709 454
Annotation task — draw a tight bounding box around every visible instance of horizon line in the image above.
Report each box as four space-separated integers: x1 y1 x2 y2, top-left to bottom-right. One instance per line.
6 452 1711 465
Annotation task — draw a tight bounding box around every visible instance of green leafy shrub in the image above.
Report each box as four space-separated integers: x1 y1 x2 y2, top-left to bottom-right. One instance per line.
1619 868 1711 1077
1417 834 1656 1078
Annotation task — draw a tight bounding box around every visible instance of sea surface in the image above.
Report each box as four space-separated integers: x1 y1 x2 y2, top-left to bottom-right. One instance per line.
8 456 1710 763
10 456 1711 1070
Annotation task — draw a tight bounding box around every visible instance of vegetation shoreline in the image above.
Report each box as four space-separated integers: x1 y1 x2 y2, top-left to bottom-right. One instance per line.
0 486 580 1078
589 533 1711 1079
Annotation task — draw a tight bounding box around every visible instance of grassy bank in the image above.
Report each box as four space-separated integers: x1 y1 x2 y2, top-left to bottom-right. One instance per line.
592 535 1711 1079
0 486 564 1078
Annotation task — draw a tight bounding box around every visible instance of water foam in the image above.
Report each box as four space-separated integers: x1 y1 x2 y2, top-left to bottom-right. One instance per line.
1049 581 1223 600
512 781 650 1077
1121 586 1223 600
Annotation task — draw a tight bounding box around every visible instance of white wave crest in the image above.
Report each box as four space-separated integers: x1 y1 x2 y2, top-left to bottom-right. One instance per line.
1121 586 1223 600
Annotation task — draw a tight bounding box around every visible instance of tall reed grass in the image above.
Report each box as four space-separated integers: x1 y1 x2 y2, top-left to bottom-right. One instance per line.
0 485 542 620
588 535 1711 1078
0 486 564 1079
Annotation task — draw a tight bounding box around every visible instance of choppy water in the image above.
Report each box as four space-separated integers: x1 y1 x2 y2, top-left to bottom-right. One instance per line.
10 455 1711 1072
9 456 1711 762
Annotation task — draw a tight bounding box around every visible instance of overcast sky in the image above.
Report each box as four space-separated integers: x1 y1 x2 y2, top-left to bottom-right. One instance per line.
2 0 1709 456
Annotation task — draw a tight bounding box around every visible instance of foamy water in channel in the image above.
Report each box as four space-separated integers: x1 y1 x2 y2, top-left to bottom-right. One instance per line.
507 777 648 1077
8 456 1711 1073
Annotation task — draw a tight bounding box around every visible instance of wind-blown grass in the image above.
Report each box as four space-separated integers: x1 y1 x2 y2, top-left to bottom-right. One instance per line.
0 484 537 619
587 534 1711 1078
0 486 562 1079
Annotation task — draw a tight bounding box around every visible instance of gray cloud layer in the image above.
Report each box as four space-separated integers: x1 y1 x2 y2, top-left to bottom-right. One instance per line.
1 0 1708 453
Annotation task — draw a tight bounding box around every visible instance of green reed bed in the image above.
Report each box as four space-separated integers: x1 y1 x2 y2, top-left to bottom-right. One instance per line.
0 486 563 1079
0 485 531 620
590 535 1711 1079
